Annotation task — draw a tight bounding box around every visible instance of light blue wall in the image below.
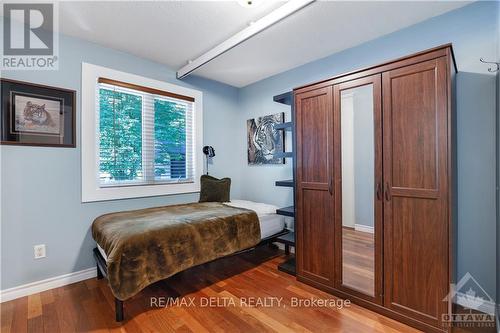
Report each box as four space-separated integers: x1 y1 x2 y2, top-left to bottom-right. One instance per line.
353 88 375 228
496 66 500 331
0 31 241 289
496 0 500 321
237 1 498 299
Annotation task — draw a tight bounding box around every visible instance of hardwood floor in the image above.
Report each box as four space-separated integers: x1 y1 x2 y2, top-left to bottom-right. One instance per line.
0 247 491 333
342 227 375 296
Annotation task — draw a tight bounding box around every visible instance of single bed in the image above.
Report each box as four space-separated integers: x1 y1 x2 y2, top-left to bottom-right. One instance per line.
92 200 287 321
96 214 285 261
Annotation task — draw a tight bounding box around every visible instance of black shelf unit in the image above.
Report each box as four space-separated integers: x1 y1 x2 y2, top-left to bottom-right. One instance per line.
276 231 295 255
274 151 293 159
278 257 296 275
276 206 294 217
273 92 293 105
272 91 296 276
276 231 296 275
275 179 294 187
275 122 293 131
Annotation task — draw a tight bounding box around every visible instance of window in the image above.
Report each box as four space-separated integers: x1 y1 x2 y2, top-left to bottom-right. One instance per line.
97 79 194 186
82 63 203 202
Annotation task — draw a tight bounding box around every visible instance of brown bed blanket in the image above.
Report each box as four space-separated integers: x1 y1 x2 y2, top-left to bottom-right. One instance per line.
91 202 261 300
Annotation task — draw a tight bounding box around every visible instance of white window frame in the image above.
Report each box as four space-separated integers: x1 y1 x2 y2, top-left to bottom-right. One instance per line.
81 63 203 202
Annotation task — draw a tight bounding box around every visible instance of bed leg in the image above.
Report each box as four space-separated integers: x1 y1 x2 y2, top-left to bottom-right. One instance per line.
96 262 103 280
115 298 124 322
285 244 290 255
267 242 278 250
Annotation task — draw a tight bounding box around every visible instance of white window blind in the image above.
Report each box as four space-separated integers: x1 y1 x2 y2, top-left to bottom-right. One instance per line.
97 79 195 187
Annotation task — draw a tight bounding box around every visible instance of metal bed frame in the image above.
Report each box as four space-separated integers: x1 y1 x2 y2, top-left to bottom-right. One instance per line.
93 228 289 322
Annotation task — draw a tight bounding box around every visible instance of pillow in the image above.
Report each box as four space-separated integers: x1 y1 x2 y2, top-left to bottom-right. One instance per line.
199 175 231 203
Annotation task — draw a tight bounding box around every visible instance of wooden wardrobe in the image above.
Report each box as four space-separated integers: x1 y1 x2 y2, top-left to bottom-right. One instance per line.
294 44 455 333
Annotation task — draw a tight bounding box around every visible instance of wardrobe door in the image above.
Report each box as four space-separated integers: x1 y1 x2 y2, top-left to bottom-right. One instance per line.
333 75 383 304
382 57 449 327
295 86 335 287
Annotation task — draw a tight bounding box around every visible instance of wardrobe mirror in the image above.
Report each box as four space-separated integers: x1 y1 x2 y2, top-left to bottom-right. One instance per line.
340 84 375 297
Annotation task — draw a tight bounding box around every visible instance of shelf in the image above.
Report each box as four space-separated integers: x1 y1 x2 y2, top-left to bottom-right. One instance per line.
276 206 294 217
273 152 293 159
278 257 296 276
273 91 293 106
275 122 292 131
273 91 295 276
276 231 295 246
275 179 294 187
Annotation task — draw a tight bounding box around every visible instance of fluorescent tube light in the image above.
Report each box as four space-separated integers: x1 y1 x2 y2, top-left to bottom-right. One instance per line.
176 0 315 79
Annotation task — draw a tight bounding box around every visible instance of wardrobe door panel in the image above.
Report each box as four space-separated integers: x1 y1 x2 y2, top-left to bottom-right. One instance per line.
301 94 329 184
300 189 335 284
383 57 449 328
390 64 438 192
295 86 335 287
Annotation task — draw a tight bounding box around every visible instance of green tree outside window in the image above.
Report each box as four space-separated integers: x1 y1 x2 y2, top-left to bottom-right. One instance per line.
154 98 187 180
99 88 187 183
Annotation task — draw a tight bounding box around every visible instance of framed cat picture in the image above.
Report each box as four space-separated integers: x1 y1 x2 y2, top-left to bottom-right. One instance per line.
1 79 76 147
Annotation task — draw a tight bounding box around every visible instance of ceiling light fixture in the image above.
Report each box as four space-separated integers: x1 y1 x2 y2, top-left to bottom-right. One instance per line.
176 0 315 80
237 0 264 8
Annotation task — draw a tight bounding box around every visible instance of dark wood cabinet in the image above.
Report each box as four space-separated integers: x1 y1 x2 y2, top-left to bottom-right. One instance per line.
295 86 335 286
294 45 455 333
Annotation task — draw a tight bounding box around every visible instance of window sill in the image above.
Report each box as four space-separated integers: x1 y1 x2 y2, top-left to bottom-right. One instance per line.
99 180 194 188
82 180 200 202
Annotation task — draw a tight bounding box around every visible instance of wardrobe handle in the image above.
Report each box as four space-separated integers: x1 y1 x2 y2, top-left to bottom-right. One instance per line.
328 178 333 195
376 182 382 201
384 182 391 201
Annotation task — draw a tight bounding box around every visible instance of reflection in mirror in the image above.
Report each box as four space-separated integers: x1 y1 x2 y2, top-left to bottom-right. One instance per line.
340 84 375 297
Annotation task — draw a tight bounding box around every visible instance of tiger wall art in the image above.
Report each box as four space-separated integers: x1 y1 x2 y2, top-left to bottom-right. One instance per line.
13 94 62 135
247 112 285 165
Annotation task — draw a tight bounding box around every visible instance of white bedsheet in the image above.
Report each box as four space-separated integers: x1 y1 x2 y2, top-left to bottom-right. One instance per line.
224 199 278 217
226 199 285 239
96 200 285 261
258 214 286 239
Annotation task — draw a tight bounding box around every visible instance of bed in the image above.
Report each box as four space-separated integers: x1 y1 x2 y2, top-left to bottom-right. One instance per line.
92 200 287 321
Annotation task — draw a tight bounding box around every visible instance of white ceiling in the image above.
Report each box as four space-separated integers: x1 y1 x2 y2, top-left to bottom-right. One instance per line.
57 1 470 87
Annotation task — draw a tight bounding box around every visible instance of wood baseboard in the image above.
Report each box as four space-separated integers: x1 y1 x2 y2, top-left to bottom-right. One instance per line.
0 267 96 303
354 224 374 234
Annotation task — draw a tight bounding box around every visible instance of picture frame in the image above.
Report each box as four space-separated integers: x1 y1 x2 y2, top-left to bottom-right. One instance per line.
1 78 76 147
247 112 285 165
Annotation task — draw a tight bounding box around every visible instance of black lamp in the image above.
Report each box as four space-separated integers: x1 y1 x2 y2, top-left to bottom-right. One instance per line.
202 146 215 175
